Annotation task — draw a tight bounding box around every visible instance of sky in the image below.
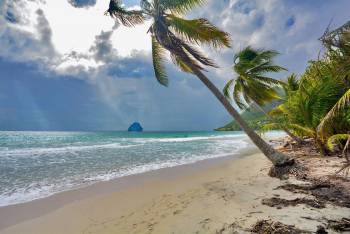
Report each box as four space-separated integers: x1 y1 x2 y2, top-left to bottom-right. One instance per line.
0 0 349 131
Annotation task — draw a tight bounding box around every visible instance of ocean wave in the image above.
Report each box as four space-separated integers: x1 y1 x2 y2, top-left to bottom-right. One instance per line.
132 133 246 143
0 140 250 207
0 134 246 157
0 143 141 157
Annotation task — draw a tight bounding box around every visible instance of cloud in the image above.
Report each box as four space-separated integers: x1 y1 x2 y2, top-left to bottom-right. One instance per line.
89 30 116 62
189 0 350 79
67 0 96 8
0 4 56 67
1 0 350 130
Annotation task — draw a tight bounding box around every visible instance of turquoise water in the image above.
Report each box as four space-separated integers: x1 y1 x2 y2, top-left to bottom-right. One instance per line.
0 131 282 206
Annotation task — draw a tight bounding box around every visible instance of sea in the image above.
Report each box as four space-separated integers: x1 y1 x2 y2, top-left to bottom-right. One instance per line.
0 131 283 207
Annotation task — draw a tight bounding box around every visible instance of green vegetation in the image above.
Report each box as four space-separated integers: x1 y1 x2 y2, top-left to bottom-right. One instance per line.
218 20 350 161
215 102 277 131
223 47 284 110
220 21 350 158
222 46 302 142
265 23 350 155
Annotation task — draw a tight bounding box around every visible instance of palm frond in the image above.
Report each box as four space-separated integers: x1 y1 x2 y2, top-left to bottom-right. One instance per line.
249 64 287 74
152 36 169 86
223 79 234 99
257 50 280 61
254 76 283 86
170 54 193 73
269 104 286 116
260 123 282 133
105 0 144 27
180 41 218 67
160 0 205 14
282 73 300 95
289 124 315 137
327 134 350 151
318 88 350 137
167 15 231 48
233 83 247 109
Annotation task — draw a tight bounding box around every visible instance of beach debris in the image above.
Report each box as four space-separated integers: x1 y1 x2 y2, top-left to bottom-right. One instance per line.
251 219 310 234
315 226 328 234
262 197 326 209
277 182 350 208
268 160 306 180
326 218 350 232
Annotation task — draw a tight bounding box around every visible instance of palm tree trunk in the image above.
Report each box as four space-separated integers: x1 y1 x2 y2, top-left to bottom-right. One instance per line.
343 135 350 163
250 102 303 144
187 65 292 166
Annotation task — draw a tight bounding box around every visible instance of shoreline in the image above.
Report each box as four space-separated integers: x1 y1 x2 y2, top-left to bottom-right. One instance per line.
0 147 259 231
2 134 349 234
0 131 263 209
1 146 348 234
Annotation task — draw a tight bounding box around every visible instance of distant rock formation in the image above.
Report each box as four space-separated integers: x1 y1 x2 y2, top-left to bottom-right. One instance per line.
128 122 143 132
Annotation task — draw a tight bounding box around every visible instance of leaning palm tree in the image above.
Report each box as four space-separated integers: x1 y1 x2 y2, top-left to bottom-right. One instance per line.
223 47 302 143
105 0 292 166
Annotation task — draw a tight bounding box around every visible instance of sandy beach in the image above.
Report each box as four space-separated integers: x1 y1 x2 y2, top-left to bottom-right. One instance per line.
0 149 349 234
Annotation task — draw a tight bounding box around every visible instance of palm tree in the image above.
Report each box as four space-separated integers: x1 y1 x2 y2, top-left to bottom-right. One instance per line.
282 74 300 96
105 0 292 166
223 47 302 143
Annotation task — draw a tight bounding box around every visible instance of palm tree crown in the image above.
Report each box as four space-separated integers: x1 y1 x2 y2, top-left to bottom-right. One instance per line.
106 0 231 86
223 47 286 109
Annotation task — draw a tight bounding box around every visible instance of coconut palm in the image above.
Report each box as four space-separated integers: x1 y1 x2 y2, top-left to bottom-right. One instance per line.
223 47 302 143
105 0 292 166
223 47 284 109
282 74 300 96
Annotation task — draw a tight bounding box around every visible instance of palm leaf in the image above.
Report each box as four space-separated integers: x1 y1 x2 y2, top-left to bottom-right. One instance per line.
253 76 284 86
318 88 350 137
249 64 287 74
289 124 315 137
152 36 169 86
167 15 231 48
269 104 286 116
170 54 193 73
223 79 234 99
180 41 218 68
233 83 247 109
160 0 205 14
105 0 144 27
260 123 282 133
257 50 280 61
327 134 350 151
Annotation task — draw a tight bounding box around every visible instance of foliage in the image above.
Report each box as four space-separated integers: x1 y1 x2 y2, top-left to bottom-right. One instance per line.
327 134 350 151
223 47 285 109
141 0 230 86
219 21 350 155
106 0 231 86
215 101 280 131
264 24 350 152
105 0 144 27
